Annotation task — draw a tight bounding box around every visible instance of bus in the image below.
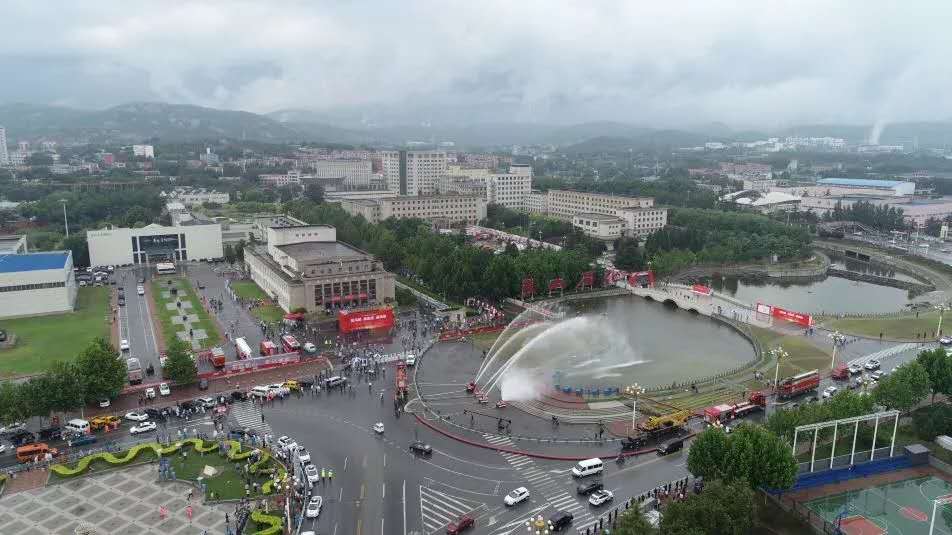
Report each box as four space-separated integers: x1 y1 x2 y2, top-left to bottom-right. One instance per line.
156 262 176 275
281 335 301 353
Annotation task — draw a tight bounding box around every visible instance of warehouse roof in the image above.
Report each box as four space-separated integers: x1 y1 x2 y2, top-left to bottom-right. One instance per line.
0 251 70 273
817 178 907 188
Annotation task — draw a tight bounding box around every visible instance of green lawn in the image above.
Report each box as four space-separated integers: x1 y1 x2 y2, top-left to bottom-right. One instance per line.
0 287 111 377
823 310 940 341
152 278 221 350
230 280 285 324
168 448 274 500
750 326 832 377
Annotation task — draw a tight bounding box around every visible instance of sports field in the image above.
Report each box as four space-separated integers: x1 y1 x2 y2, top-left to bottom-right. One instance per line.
807 476 952 534
0 287 111 377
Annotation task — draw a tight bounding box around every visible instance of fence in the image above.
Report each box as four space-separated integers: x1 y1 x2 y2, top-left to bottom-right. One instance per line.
763 491 840 535
790 452 912 491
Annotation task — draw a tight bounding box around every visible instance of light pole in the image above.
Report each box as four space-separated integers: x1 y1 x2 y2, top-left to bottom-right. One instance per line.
828 330 844 370
771 346 789 388
935 304 948 339
60 199 69 239
624 384 645 433
929 495 952 535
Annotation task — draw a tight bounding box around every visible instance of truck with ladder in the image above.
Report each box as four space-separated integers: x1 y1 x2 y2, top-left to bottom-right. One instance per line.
777 369 820 399
703 392 766 424
621 410 691 451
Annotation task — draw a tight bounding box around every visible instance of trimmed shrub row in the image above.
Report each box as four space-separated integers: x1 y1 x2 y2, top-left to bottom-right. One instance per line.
54 439 242 477
250 510 283 535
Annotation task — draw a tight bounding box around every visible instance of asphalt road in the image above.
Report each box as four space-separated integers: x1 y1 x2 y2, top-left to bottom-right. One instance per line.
264 363 689 535
116 266 162 375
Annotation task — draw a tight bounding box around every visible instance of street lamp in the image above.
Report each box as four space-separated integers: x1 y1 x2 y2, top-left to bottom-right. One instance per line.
624 384 645 433
935 304 948 339
60 199 69 239
828 330 844 370
770 346 789 388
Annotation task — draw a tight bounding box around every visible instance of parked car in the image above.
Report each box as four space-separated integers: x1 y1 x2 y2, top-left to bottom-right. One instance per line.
145 387 156 399
940 336 952 346
159 383 171 396
10 430 35 447
98 398 111 408
305 495 323 518
548 512 574 531
37 426 62 441
503 487 530 506
871 370 886 381
409 441 432 456
137 285 145 296
130 421 157 435
446 514 475 534
67 434 97 447
588 489 614 506
848 363 863 375
865 359 881 371
118 296 125 306
822 386 838 398
576 481 604 496
277 436 293 451
373 422 385 434
296 446 311 463
119 339 130 351
125 411 149 422
0 422 26 437
305 464 320 486
198 378 209 391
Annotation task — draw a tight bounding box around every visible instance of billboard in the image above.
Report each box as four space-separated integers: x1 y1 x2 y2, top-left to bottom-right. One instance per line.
338 308 395 334
140 234 179 252
756 302 813 327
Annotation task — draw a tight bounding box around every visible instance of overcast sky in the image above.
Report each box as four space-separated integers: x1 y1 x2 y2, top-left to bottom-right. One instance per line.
2 1 951 128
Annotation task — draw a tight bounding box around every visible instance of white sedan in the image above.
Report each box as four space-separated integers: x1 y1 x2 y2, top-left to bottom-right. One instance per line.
124 411 149 422
822 386 838 398
137 285 145 296
120 339 130 351
503 487 530 506
305 464 320 486
296 446 311 463
373 422 385 434
305 495 323 518
277 436 293 451
159 383 171 396
589 489 614 507
864 359 881 371
130 421 157 434
303 342 317 353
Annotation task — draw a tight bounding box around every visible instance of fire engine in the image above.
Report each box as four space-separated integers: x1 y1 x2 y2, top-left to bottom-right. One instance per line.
777 370 820 399
394 362 408 403
703 392 766 424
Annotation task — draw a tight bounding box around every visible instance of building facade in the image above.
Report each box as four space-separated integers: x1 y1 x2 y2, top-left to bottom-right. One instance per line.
245 224 395 313
132 144 154 159
380 150 447 196
0 126 7 166
0 251 77 319
339 194 486 225
572 213 624 240
164 189 230 207
546 189 655 219
525 191 548 214
259 170 309 187
486 164 533 210
311 160 373 188
87 223 223 266
615 206 669 237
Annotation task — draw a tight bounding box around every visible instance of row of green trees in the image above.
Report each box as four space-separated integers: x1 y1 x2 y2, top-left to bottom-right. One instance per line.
286 202 597 301
0 339 126 424
479 203 607 257
645 208 812 275
821 199 906 231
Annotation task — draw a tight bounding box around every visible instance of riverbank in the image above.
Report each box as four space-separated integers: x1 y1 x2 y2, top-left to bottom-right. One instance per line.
672 251 831 282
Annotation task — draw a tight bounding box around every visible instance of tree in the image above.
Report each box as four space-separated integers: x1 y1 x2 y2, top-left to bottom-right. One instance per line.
124 205 150 227
612 506 657 535
74 338 126 403
63 234 90 268
687 427 729 481
661 479 754 535
916 348 952 402
164 338 198 385
721 424 797 490
873 361 931 413
304 183 324 204
223 244 236 264
44 361 86 414
614 237 645 271
235 239 246 261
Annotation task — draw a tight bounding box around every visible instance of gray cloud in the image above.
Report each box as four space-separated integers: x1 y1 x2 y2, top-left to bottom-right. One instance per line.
2 1 951 128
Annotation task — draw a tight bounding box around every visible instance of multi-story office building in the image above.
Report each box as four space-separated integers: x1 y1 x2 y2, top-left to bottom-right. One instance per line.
616 207 668 237
311 160 373 188
572 213 624 241
245 224 395 313
380 150 447 196
485 164 532 210
132 144 154 159
546 189 655 219
525 190 548 214
259 170 310 187
0 126 8 166
0 251 78 319
338 194 486 226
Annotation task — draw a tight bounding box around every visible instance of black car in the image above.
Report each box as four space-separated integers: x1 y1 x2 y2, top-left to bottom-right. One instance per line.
144 408 163 420
138 277 145 284
549 511 574 531
658 438 684 456
198 282 206 289
620 435 647 451
118 297 126 306
37 426 62 441
0 330 6 342
198 378 209 390
231 391 249 402
576 480 603 496
10 430 36 447
409 441 432 455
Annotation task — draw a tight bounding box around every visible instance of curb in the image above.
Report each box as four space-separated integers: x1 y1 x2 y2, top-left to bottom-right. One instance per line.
414 413 673 461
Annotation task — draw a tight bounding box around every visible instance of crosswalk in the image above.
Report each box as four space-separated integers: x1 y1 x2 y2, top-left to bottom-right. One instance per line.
847 342 921 367
228 401 273 436
483 434 595 533
419 485 484 534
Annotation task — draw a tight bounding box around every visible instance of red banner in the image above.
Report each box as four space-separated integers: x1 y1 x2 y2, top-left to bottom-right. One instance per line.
338 308 395 334
757 302 813 327
692 284 713 296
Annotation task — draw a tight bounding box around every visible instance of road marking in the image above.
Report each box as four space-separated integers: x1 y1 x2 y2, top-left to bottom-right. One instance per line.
381 517 384 535
339 487 343 502
357 518 361 535
384 453 387 468
403 480 407 535
361 483 366 499
333 523 338 535
344 456 348 471
419 485 485 534
383 482 386 499
362 455 367 469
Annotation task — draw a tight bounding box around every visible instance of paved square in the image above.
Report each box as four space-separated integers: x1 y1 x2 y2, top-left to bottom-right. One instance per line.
0 465 231 534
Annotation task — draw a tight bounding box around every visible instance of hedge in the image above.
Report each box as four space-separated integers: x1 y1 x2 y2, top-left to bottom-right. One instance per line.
250 510 284 535
50 438 278 482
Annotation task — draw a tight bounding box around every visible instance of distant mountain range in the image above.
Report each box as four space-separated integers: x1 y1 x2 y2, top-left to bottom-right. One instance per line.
2 101 952 152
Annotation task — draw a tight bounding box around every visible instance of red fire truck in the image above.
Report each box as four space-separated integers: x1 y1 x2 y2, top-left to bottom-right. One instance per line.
198 347 226 368
259 340 278 356
831 364 849 381
777 370 820 399
281 335 301 353
703 392 766 424
395 362 408 403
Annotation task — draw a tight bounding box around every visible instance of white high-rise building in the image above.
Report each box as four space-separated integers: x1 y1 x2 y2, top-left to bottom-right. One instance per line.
485 164 533 210
0 127 8 166
380 150 446 196
132 144 154 159
312 160 373 188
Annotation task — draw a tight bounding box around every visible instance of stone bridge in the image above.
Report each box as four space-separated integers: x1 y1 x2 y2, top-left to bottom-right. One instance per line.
618 281 774 329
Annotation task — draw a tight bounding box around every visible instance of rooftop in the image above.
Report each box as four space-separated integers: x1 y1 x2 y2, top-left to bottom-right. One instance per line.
0 251 70 273
817 178 909 188
276 241 368 263
573 212 624 222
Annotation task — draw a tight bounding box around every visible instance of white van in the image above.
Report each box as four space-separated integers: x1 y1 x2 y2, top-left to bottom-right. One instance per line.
64 418 90 435
324 376 346 388
405 354 417 366
250 386 270 399
571 458 604 478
